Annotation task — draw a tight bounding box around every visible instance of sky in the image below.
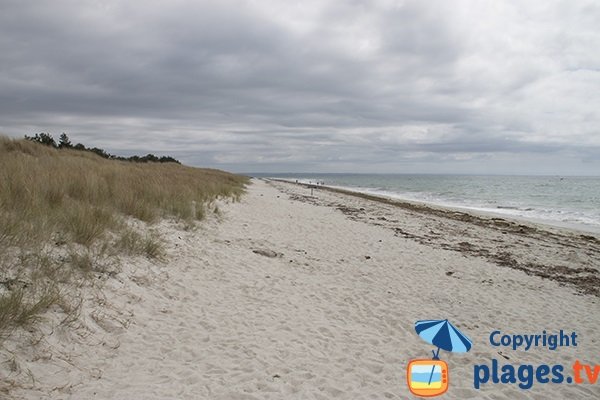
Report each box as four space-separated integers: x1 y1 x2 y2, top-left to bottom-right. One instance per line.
1 0 599 175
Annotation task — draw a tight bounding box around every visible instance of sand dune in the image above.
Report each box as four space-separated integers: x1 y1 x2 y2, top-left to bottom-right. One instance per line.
3 179 599 399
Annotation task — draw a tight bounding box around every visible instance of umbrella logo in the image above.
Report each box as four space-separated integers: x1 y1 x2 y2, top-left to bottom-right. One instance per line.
407 319 472 397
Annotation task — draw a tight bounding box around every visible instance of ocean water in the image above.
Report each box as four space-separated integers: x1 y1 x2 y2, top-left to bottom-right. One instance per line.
253 173 600 233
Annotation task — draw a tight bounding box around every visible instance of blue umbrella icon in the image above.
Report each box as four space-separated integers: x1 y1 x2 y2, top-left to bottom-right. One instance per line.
415 319 472 384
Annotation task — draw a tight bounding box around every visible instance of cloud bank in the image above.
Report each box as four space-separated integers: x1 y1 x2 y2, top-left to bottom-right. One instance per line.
1 0 599 174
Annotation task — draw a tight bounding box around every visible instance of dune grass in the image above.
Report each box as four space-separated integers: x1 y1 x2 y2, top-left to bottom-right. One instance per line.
0 136 248 336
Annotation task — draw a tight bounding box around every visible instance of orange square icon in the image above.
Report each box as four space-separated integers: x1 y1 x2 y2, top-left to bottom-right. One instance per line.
407 359 449 397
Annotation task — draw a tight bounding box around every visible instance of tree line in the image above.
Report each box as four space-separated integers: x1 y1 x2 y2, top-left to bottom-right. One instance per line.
24 133 180 164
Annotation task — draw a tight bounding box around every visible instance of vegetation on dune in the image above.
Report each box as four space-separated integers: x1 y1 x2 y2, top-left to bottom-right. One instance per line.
0 136 248 337
25 132 181 164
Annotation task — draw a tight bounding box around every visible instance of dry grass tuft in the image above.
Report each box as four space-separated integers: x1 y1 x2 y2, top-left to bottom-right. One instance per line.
142 234 164 259
0 286 60 332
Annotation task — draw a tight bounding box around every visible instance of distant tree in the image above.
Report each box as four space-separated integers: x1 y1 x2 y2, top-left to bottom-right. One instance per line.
89 147 109 158
58 133 72 149
159 156 179 163
140 154 159 163
24 132 180 164
25 133 57 147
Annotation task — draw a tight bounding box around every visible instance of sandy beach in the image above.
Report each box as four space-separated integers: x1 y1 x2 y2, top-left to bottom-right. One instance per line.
2 178 599 399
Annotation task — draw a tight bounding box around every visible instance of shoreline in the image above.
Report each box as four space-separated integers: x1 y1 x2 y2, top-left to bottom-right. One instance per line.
270 178 600 237
268 177 600 235
269 178 600 297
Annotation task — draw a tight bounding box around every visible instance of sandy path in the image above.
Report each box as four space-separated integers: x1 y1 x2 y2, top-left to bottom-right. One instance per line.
6 179 600 399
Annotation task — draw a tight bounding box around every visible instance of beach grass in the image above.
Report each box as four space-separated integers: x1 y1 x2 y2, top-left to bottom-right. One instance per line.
0 136 248 336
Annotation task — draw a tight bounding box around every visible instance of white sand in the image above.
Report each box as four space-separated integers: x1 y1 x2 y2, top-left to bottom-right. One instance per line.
2 179 599 399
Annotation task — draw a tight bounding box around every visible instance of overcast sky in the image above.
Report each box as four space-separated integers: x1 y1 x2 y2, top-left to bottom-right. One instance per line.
1 0 599 174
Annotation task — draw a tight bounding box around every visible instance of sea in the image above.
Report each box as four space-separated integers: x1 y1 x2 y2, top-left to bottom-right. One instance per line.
251 173 600 233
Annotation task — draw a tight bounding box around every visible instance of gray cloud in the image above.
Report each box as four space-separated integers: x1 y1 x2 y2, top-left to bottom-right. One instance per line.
1 0 599 174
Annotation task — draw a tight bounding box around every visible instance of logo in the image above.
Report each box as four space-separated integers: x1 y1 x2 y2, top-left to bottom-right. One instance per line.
407 359 449 397
407 319 472 397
